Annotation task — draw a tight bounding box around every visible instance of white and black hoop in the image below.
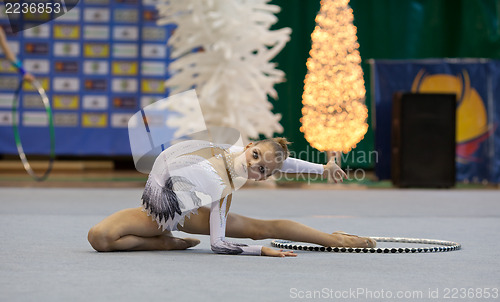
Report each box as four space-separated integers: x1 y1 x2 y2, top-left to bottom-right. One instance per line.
271 237 461 253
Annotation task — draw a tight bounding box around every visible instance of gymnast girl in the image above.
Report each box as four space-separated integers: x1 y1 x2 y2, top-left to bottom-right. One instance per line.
88 137 376 257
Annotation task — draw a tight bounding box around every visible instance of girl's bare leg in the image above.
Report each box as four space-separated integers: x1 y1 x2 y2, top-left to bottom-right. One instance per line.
88 207 200 252
90 206 374 251
179 207 375 248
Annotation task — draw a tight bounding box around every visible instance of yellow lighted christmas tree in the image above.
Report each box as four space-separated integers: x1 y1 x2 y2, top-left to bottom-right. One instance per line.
300 0 368 153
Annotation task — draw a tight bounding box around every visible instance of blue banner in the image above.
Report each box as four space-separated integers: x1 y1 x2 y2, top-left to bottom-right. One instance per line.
372 59 499 184
492 61 500 183
0 1 173 156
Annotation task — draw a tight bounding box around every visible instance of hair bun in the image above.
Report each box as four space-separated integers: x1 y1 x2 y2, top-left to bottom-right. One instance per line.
272 137 291 155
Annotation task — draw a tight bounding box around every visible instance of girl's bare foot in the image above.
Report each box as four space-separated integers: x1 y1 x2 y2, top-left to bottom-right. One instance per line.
164 236 201 250
331 231 376 248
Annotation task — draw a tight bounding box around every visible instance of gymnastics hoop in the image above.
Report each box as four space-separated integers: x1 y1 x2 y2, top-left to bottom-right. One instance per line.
271 237 461 254
12 79 56 181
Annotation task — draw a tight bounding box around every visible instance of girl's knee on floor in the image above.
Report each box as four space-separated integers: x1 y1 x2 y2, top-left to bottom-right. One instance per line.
87 225 118 252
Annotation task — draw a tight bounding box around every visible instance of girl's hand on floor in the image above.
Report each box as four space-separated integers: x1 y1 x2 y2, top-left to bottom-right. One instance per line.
323 157 347 183
261 246 297 257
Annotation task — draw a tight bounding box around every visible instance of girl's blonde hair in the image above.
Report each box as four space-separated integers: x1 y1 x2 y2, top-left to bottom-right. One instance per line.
255 137 291 168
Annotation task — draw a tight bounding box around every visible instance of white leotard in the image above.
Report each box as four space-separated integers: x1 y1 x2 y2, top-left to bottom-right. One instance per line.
141 140 324 255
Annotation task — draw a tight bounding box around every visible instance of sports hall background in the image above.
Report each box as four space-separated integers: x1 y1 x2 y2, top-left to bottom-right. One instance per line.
1 0 500 186
1 1 499 302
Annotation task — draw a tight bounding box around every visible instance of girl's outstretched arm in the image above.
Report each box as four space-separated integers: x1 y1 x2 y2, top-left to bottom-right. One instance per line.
280 157 347 183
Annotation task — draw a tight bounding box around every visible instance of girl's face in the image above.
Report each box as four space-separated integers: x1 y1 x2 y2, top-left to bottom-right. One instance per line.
234 143 280 181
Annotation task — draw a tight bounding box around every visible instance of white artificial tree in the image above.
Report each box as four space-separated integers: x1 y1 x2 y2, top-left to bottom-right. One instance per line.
157 0 291 141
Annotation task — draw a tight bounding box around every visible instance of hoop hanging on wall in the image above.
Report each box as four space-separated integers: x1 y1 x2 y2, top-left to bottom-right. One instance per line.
12 79 56 181
271 237 461 254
